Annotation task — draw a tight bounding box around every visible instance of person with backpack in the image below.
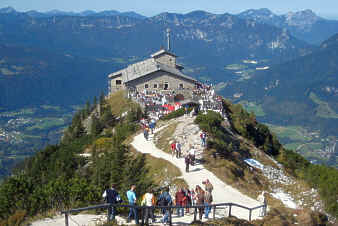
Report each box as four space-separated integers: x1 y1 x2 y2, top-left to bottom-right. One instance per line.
195 185 205 220
175 188 185 217
102 184 122 221
126 185 139 224
141 188 156 224
157 187 172 224
203 179 214 194
204 191 213 219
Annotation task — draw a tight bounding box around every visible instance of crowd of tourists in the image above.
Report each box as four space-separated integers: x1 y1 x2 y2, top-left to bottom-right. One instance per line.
103 179 214 224
103 86 224 224
129 84 226 120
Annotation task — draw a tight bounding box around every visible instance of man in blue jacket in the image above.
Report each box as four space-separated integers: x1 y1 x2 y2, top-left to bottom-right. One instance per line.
127 185 139 224
102 184 121 221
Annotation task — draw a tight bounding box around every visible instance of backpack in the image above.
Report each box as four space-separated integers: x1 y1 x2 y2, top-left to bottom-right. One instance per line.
205 191 213 203
158 193 171 206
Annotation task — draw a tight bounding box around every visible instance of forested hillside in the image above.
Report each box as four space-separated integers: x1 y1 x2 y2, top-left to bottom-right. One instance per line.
219 33 338 167
0 92 337 225
221 39 338 136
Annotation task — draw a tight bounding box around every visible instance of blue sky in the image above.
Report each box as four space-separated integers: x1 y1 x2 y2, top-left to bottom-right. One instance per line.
1 0 338 18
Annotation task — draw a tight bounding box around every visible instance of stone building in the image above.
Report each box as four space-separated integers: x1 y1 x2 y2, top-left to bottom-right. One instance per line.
108 49 199 96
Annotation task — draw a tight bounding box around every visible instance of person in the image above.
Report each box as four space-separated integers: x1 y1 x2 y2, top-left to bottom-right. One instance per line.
200 131 206 147
157 188 172 224
190 108 194 117
141 188 156 224
195 185 205 220
126 185 139 224
175 188 185 217
144 128 149 141
182 187 191 214
171 141 176 158
203 179 214 194
176 141 181 158
102 184 121 221
185 155 190 172
189 147 196 166
204 191 213 219
150 118 156 134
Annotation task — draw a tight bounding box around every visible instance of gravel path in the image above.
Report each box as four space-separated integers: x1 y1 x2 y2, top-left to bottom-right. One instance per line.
32 116 264 226
131 116 263 223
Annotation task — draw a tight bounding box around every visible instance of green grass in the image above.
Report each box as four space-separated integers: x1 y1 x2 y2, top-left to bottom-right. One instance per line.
309 92 338 119
239 101 265 117
284 142 305 150
154 122 179 154
107 90 139 116
265 124 311 142
26 118 65 131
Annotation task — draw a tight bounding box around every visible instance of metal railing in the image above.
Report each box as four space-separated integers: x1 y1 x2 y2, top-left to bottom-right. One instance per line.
61 202 267 226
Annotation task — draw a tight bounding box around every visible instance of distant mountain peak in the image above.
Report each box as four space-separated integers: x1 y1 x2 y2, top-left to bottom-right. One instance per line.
185 10 213 17
241 8 275 16
285 9 322 23
0 7 16 14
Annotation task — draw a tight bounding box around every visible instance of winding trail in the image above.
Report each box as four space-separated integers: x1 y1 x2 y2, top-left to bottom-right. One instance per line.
131 116 263 223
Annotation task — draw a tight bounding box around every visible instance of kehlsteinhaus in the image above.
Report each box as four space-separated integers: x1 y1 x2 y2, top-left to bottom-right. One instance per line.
108 48 199 98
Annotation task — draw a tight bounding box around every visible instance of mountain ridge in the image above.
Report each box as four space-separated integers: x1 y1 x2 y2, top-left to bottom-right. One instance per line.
238 8 338 44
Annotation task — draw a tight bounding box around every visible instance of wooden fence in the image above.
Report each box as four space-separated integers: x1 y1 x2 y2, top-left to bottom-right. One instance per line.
61 202 267 226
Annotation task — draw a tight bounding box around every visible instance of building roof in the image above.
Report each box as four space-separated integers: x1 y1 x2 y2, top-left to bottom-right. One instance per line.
108 52 197 84
150 49 177 58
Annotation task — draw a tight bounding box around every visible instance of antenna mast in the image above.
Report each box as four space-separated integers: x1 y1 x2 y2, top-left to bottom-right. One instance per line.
166 28 171 51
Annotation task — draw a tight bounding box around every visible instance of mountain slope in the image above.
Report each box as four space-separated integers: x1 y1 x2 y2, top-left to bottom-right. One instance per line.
0 92 336 225
0 44 114 108
0 10 314 108
220 33 338 138
238 8 338 44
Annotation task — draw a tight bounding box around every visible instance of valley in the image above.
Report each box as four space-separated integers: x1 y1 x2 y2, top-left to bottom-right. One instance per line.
0 105 76 178
0 7 337 178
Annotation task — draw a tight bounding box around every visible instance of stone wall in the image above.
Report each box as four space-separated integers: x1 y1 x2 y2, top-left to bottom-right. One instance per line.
110 74 126 94
154 54 176 67
126 71 195 94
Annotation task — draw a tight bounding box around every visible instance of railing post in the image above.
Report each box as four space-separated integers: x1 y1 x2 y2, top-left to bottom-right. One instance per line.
228 204 232 217
141 206 145 226
249 209 252 221
194 207 197 221
169 207 172 226
213 205 216 219
107 204 109 222
64 212 69 226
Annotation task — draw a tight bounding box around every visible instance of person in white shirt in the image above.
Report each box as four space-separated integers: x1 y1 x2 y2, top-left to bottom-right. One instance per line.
189 147 196 166
141 189 156 223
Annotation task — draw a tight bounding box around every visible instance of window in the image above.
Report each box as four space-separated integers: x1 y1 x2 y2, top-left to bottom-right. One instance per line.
145 84 149 89
153 84 158 89
116 80 122 85
179 83 184 89
164 82 169 90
